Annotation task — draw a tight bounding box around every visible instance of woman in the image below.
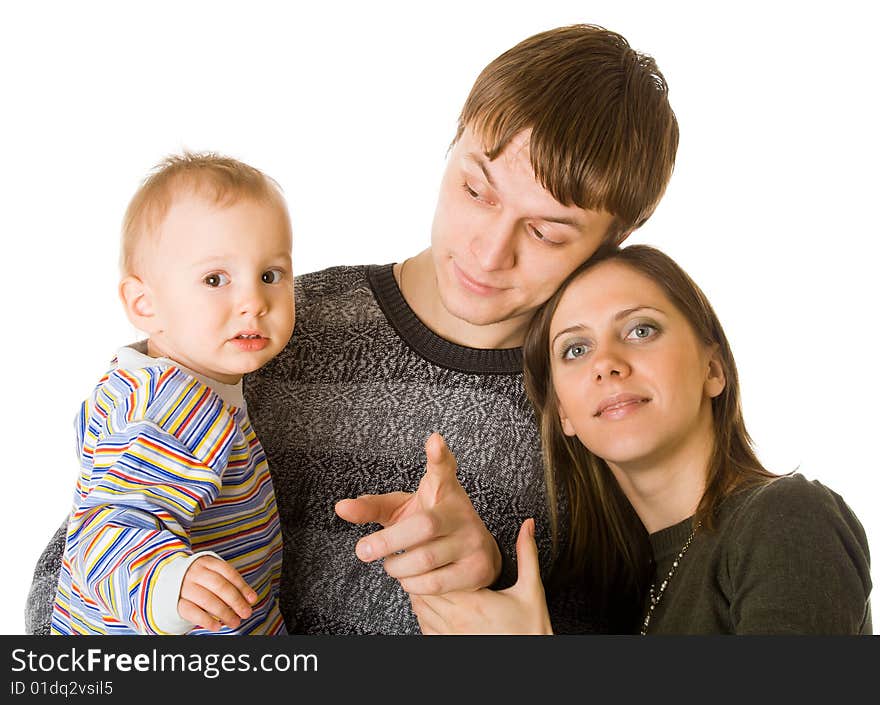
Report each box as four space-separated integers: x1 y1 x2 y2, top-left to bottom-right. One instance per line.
411 245 872 634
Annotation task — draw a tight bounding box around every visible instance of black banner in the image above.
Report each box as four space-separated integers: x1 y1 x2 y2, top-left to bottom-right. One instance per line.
3 635 877 701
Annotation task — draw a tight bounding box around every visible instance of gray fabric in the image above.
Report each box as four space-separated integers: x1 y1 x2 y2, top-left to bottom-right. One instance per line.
25 522 65 635
644 474 873 634
244 264 601 633
24 264 607 635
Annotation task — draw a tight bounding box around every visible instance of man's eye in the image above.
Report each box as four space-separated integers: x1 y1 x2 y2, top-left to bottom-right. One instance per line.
528 224 560 245
262 269 283 284
204 273 230 288
462 182 481 200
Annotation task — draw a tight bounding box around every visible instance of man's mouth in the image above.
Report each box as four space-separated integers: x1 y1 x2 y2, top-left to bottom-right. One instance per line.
452 261 506 297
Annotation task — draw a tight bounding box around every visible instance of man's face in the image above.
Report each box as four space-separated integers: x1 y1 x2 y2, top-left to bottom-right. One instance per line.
429 126 616 346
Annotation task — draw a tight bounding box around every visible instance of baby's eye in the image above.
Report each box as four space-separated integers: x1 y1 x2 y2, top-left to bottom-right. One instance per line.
204 272 230 288
626 323 658 340
261 269 283 284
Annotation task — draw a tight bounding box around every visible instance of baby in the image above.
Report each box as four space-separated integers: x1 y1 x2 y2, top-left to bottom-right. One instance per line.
51 153 295 635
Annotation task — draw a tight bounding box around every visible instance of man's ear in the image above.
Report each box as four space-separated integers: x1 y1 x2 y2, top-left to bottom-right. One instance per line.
705 345 726 399
612 225 634 247
119 275 159 334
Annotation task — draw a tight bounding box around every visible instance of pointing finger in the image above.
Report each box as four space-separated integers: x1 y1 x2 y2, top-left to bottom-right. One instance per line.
335 492 412 526
423 432 459 488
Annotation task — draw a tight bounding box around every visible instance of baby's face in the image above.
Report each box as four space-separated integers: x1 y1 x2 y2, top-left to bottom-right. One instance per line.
141 193 295 384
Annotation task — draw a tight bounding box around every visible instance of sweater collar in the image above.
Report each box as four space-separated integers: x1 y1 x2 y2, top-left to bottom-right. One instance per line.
649 515 697 564
366 263 523 375
116 340 246 410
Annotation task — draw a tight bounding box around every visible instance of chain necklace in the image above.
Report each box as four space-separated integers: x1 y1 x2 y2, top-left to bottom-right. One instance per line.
640 521 701 636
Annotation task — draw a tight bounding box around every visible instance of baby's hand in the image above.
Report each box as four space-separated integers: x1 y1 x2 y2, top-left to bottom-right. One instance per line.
177 556 258 632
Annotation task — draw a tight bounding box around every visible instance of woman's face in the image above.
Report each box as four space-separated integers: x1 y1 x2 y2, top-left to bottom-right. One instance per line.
549 261 725 470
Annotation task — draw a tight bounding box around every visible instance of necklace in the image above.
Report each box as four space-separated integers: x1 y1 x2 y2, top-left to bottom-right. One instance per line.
640 520 701 636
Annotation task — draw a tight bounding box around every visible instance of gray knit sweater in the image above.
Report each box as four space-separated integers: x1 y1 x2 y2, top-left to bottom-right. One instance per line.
643 474 872 634
25 264 607 635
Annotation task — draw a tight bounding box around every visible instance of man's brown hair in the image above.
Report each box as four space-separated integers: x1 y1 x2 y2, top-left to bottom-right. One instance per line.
456 24 678 243
121 151 287 275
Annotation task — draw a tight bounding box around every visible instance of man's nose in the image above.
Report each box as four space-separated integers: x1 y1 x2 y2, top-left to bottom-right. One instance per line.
470 219 517 271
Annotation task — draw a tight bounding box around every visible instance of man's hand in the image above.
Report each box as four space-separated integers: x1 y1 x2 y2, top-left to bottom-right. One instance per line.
177 555 258 632
410 518 553 634
334 432 501 594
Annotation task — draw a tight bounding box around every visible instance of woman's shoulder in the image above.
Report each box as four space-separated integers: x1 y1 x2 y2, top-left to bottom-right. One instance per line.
718 474 872 634
723 473 869 559
730 473 856 520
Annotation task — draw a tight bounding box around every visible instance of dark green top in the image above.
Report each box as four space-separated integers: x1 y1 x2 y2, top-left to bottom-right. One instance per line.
644 474 872 634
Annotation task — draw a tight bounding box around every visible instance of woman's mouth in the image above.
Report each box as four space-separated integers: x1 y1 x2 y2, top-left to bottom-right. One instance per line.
594 394 650 418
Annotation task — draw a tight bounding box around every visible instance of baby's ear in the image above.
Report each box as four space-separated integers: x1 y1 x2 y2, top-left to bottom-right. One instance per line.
119 275 159 333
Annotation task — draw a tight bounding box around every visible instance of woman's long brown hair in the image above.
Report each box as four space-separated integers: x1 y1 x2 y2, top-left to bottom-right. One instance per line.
523 245 777 616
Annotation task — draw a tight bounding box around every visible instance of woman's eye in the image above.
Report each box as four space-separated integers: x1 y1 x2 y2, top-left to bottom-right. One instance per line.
563 343 589 360
262 269 283 284
203 272 230 288
627 324 657 340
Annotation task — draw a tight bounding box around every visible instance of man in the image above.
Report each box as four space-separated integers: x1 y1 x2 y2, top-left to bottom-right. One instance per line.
27 24 678 634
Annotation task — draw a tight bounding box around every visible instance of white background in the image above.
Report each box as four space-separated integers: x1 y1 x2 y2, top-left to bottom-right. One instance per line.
1 1 877 634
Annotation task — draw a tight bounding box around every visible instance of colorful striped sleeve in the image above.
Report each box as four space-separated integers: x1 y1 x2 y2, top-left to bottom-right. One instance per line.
64 366 238 634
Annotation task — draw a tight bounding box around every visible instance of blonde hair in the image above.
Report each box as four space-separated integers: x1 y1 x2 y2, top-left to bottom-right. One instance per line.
120 151 287 275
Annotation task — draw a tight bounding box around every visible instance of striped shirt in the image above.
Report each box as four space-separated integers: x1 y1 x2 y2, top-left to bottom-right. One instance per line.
51 345 285 635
